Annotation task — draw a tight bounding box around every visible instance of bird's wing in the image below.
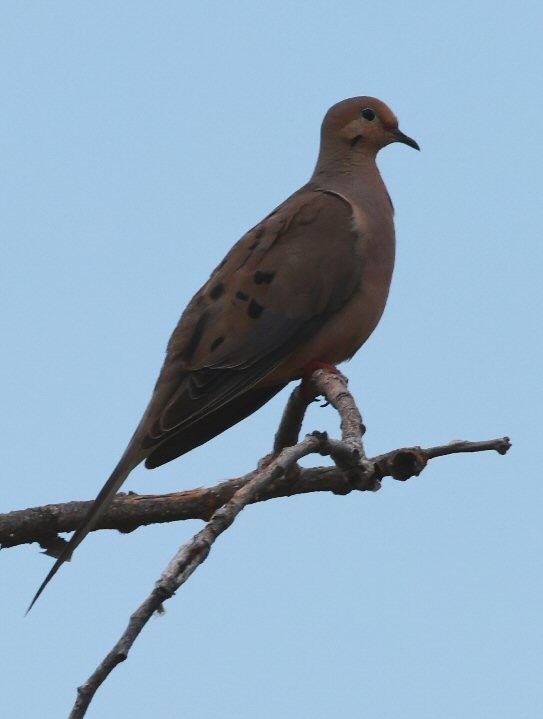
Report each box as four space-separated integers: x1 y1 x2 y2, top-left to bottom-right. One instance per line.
138 188 363 456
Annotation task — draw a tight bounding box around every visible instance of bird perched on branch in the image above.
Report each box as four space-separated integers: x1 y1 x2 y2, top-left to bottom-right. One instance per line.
29 96 419 611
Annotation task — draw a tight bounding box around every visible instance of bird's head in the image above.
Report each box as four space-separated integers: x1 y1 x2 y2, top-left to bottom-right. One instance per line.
321 96 419 155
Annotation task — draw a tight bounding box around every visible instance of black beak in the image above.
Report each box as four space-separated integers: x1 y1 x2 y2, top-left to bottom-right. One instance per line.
392 129 420 151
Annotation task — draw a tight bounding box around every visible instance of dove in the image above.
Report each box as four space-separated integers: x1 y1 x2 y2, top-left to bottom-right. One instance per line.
28 96 419 611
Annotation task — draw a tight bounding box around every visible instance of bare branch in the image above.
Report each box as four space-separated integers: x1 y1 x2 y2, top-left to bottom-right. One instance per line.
3 369 510 717
59 371 511 717
1 440 511 554
69 432 324 718
372 436 511 481
272 384 312 453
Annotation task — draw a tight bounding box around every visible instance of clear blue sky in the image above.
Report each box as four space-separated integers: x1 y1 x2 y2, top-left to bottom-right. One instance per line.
2 2 542 717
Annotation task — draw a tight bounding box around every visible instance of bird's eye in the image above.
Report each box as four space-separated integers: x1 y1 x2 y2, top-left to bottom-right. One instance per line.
361 108 376 121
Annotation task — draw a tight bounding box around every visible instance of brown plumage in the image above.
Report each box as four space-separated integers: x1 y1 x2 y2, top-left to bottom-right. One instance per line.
29 96 419 611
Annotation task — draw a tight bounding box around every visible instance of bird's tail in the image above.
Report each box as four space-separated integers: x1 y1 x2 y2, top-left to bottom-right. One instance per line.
26 451 142 613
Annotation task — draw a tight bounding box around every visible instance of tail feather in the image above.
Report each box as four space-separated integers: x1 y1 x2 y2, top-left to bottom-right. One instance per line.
26 453 141 613
27 385 288 613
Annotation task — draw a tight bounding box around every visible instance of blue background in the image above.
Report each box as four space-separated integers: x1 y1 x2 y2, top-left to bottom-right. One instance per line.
2 2 541 717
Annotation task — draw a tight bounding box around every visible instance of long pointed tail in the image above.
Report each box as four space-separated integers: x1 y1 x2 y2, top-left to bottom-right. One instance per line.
26 453 141 613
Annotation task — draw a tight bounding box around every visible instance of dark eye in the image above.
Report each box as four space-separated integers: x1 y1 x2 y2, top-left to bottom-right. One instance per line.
361 108 376 121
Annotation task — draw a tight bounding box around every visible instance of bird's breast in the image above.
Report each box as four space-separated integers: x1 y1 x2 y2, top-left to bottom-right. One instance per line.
266 207 395 384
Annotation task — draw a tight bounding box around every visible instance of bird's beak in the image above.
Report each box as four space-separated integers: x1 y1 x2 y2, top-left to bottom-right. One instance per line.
392 129 420 151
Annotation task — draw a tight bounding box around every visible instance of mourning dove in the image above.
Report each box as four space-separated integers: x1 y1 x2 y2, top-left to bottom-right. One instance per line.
29 96 418 610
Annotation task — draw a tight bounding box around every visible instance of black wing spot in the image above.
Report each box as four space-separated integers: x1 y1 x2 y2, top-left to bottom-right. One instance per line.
254 270 275 285
248 299 264 319
210 336 224 352
248 225 265 250
236 290 249 301
209 283 224 300
350 135 363 147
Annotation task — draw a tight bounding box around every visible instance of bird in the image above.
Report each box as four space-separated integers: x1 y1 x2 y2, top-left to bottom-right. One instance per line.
28 96 419 611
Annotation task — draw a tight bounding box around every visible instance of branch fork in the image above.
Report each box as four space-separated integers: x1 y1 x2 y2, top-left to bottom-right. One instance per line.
0 369 510 718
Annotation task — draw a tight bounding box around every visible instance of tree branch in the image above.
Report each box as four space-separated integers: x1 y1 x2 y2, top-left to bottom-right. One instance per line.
5 370 510 718
1 435 510 552
1 375 509 553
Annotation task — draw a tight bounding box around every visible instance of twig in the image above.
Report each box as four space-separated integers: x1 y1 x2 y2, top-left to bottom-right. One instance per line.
69 433 324 718
373 437 511 481
311 370 366 449
272 385 312 453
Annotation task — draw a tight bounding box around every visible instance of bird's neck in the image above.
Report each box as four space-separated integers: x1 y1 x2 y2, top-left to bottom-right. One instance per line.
310 151 391 211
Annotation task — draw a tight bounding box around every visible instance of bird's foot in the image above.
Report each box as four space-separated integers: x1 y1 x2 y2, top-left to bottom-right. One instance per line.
300 361 342 402
301 360 341 381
